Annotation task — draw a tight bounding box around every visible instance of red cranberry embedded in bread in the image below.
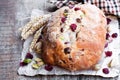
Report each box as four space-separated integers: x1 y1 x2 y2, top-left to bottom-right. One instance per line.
44 64 53 71
64 42 69 44
106 18 111 25
105 51 112 57
60 28 64 32
76 18 81 23
70 24 77 32
102 68 109 74
74 7 80 11
61 17 66 23
106 33 110 40
112 33 118 38
64 47 71 54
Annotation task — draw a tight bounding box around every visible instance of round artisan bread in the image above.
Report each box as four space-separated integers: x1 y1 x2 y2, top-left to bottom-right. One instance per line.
41 4 107 71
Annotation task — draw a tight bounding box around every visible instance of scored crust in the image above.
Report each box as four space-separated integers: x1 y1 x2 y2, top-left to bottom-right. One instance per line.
41 4 107 71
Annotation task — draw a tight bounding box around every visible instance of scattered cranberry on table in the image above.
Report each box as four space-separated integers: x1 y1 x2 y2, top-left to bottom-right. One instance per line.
103 68 109 74
111 33 118 38
20 52 33 67
105 51 112 57
25 52 33 59
20 62 28 66
44 64 53 71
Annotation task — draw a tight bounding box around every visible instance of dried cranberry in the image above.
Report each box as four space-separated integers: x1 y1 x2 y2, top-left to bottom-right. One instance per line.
61 17 66 23
81 49 84 51
106 18 111 25
60 28 64 32
20 62 28 66
64 47 71 54
111 33 118 38
102 68 109 74
76 18 81 23
44 64 53 71
25 53 33 59
64 42 69 44
70 24 77 32
69 57 72 61
74 7 80 11
106 33 110 40
105 51 112 57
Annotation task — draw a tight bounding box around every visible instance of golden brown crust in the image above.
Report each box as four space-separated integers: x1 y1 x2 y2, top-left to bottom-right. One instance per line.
41 4 107 71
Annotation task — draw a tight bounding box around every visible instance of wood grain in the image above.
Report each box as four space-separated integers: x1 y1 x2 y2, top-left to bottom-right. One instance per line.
0 0 119 80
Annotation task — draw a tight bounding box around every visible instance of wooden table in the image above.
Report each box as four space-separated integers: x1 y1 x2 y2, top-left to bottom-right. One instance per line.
0 0 119 80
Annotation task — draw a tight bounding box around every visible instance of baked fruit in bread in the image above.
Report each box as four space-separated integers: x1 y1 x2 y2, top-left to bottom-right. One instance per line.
41 4 107 71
